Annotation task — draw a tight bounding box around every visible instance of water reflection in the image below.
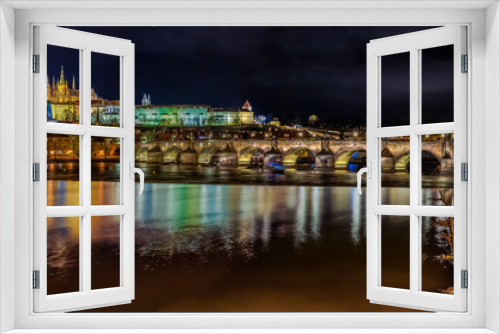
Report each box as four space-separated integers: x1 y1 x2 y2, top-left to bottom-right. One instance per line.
132 184 343 255
421 216 454 294
45 181 453 312
47 217 80 295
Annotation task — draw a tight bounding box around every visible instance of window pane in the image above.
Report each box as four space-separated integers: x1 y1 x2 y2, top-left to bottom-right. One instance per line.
381 136 410 205
421 45 454 124
47 45 80 124
381 52 410 127
421 133 454 206
421 216 454 294
381 215 410 290
91 137 121 205
91 52 121 127
47 134 80 206
91 216 121 290
47 217 80 295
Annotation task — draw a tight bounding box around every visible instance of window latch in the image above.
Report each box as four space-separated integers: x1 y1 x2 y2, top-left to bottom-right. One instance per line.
357 162 371 195
130 161 145 195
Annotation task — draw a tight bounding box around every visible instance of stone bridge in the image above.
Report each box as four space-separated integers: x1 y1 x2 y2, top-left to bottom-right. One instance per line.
130 136 454 173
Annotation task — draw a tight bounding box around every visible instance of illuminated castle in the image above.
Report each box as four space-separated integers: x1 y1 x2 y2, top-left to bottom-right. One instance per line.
47 66 114 124
47 65 253 126
47 65 100 103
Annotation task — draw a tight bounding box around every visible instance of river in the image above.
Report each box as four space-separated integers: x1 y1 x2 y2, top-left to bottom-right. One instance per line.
46 163 454 312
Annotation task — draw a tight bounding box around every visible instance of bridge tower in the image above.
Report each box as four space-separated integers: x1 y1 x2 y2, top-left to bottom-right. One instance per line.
381 146 395 172
440 133 454 175
315 134 335 170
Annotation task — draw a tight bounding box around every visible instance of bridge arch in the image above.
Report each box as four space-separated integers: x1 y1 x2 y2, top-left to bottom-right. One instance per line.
135 147 148 162
395 150 442 175
395 152 410 172
110 147 120 158
421 150 441 175
147 146 163 163
163 146 181 164
238 147 264 166
283 147 315 169
334 149 366 171
198 146 220 165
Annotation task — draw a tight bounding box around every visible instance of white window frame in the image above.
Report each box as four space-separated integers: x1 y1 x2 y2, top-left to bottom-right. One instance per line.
33 25 136 313
366 26 468 312
1 1 499 333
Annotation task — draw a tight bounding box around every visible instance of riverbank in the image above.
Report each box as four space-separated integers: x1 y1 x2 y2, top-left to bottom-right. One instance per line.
47 162 454 188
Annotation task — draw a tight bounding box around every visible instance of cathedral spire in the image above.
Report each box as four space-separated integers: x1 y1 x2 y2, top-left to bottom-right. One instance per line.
142 93 150 106
72 76 76 90
60 65 65 84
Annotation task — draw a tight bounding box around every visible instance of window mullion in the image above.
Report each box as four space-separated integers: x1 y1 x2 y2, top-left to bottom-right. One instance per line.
82 48 92 294
89 126 129 138
82 131 91 294
46 206 89 217
409 48 420 294
82 48 91 210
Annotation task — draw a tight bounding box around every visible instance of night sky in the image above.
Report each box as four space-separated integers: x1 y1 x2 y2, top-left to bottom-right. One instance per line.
50 26 454 126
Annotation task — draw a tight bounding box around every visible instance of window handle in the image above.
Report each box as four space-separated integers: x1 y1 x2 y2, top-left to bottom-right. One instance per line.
130 162 145 195
357 162 371 195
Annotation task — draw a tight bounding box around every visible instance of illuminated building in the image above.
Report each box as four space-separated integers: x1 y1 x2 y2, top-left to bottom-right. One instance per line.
47 66 254 127
207 107 254 126
135 98 254 127
47 65 104 123
270 117 281 126
135 105 210 126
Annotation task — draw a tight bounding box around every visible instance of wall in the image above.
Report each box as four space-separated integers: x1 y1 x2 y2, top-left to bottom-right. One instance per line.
486 2 500 332
10 5 490 331
0 2 16 333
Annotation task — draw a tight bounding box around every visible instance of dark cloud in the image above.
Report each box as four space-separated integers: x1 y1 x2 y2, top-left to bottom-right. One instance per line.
56 26 450 125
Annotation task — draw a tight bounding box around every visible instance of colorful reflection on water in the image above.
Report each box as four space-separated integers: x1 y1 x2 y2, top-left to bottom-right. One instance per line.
47 180 454 312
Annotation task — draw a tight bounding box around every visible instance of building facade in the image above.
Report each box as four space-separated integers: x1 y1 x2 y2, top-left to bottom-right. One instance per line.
47 66 104 123
135 98 254 127
47 68 254 127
